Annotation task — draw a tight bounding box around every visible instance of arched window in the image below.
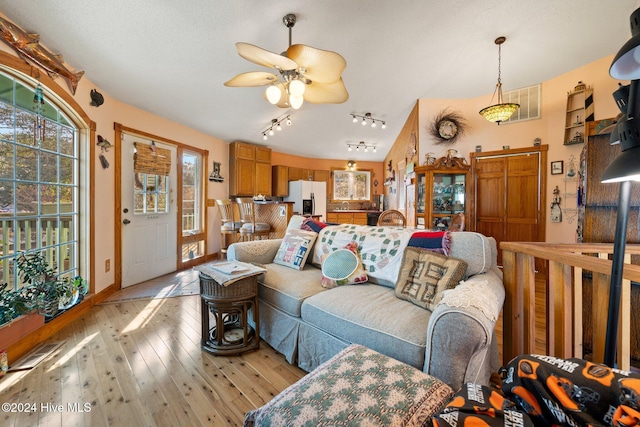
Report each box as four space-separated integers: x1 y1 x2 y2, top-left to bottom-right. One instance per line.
0 72 81 290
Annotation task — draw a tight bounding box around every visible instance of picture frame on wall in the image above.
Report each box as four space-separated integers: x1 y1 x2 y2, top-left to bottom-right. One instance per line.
551 161 564 175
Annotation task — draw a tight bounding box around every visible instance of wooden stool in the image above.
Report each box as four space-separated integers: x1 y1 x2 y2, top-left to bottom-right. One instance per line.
236 197 271 241
214 199 241 258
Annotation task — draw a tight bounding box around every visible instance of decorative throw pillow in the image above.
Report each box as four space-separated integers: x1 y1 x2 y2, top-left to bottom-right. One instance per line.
407 230 451 255
300 217 328 233
395 246 467 311
273 229 317 270
321 241 368 288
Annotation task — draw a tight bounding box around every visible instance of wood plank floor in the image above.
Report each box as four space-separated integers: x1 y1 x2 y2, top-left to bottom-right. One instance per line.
0 278 306 427
0 269 551 427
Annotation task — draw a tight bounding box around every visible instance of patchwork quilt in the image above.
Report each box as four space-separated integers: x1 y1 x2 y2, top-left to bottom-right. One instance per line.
311 224 450 286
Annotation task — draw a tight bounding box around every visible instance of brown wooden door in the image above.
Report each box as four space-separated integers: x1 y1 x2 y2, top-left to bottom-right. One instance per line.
472 147 547 265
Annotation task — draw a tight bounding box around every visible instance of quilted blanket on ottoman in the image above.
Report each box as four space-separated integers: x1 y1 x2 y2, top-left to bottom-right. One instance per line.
243 344 454 427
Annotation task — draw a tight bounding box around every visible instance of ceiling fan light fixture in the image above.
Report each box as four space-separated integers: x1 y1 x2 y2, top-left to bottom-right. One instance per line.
479 36 520 125
290 94 304 109
289 79 306 97
266 85 281 104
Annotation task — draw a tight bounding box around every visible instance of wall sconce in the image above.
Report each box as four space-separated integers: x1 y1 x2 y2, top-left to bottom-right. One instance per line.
262 115 292 140
347 141 377 153
347 160 357 170
351 112 386 129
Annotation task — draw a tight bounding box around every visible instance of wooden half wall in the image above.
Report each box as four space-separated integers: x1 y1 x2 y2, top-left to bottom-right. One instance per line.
383 101 419 217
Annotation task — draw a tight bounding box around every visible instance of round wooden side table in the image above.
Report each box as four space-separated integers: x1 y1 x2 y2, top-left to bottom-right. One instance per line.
199 272 260 355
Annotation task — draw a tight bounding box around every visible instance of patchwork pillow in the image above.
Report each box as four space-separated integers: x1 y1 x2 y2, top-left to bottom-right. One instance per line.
273 229 317 270
395 246 467 311
300 217 328 233
321 241 368 288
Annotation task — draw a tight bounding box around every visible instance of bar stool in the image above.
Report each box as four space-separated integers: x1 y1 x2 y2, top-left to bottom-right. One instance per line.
236 197 271 241
215 199 241 257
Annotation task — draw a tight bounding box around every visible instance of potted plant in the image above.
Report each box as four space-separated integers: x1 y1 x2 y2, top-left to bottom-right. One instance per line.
16 252 73 318
0 282 30 326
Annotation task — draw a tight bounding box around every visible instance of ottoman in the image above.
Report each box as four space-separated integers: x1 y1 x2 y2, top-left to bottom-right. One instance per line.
243 344 454 427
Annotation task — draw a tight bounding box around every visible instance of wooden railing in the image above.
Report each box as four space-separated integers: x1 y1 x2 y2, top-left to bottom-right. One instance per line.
0 215 73 284
501 241 640 371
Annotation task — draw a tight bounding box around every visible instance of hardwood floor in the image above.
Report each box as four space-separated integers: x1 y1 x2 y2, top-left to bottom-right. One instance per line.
0 269 552 426
0 275 306 427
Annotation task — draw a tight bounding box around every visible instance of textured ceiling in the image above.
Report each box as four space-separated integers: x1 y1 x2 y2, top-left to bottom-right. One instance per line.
0 0 637 161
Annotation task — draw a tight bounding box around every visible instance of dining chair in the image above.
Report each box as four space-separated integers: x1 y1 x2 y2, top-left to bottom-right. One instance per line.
449 213 465 232
236 198 271 241
376 209 406 227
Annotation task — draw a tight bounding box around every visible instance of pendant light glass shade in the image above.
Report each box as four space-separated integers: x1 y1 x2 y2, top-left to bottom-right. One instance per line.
479 36 520 124
479 102 520 123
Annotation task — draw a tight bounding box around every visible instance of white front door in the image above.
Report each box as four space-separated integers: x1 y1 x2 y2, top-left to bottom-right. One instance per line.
120 133 177 287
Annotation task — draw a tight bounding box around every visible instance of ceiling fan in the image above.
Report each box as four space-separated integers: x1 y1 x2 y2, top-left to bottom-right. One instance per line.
224 13 348 110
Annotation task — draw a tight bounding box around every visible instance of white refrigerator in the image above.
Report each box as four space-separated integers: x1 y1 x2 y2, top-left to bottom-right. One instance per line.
284 180 327 221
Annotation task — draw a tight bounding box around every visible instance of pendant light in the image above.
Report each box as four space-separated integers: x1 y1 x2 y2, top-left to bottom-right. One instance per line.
479 36 520 124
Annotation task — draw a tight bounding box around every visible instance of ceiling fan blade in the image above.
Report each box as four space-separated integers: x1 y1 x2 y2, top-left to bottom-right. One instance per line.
236 42 298 71
304 79 349 104
224 71 278 87
287 44 346 83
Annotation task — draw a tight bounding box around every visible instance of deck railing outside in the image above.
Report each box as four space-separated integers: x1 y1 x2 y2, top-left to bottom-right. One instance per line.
501 241 640 371
0 215 73 286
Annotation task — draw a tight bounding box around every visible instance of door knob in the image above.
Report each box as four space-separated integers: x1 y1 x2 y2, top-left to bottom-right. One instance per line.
123 219 131 225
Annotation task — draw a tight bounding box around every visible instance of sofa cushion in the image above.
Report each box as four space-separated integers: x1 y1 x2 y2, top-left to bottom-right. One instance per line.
321 241 368 288
301 284 432 369
273 228 317 270
259 263 326 317
395 247 467 311
448 232 494 277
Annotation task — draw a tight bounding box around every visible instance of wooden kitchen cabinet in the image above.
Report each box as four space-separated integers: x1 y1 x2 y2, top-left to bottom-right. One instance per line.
325 211 367 225
272 165 289 197
229 141 272 197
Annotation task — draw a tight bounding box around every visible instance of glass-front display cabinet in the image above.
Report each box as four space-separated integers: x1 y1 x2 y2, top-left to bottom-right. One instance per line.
415 156 470 230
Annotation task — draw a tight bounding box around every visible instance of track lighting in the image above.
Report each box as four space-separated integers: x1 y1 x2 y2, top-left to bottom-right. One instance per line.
261 115 291 140
351 112 386 129
346 141 377 153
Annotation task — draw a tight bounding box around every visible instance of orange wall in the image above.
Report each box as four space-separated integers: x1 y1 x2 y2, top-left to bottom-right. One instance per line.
419 55 622 243
271 151 385 197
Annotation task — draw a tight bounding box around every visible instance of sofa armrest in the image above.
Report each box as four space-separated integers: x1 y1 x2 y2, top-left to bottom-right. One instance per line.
227 239 282 264
424 270 505 390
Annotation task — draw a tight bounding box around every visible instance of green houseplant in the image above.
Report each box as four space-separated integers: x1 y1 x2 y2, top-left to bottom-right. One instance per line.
0 282 30 325
16 252 74 318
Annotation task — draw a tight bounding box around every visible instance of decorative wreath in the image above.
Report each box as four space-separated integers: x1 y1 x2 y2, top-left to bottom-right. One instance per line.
429 109 467 144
